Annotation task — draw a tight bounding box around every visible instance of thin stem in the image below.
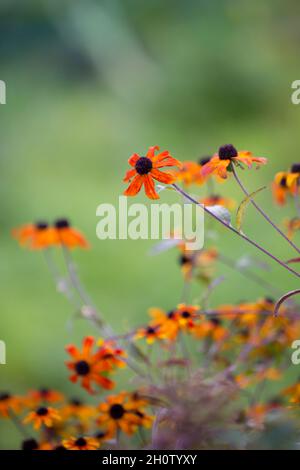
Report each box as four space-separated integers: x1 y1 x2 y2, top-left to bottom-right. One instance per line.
274 289 300 317
232 165 300 255
219 254 281 297
61 245 113 336
172 184 300 279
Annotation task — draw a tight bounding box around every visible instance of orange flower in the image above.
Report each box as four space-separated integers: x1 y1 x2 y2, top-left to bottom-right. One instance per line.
26 388 64 406
201 144 267 180
123 145 182 199
63 436 100 450
135 324 167 343
23 406 61 430
12 222 56 249
274 164 300 195
65 336 116 394
61 399 97 422
0 393 22 417
172 161 202 186
192 316 228 342
54 219 89 249
97 392 152 438
272 174 290 205
200 194 236 209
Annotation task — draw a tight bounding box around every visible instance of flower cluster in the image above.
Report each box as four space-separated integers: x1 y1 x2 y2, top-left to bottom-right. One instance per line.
5 143 300 450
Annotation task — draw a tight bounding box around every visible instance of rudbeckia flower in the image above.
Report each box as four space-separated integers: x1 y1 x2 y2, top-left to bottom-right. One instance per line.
23 406 61 430
123 145 182 199
61 399 97 422
63 436 100 451
274 164 300 195
201 144 267 180
65 336 115 394
26 388 64 406
97 392 152 438
53 219 89 249
12 222 56 249
0 392 22 417
272 174 290 205
172 161 202 186
135 324 166 343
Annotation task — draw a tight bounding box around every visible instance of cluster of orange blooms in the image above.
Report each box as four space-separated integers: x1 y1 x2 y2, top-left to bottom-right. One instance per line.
4 143 300 449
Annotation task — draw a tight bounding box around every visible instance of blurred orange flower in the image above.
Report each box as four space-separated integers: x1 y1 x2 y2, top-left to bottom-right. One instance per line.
201 144 267 180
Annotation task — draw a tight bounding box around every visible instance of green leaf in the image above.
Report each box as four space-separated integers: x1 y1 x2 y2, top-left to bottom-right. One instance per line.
236 186 266 233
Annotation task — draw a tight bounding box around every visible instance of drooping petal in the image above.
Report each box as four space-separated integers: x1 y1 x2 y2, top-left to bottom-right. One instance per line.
151 168 175 184
124 175 144 197
144 174 160 199
154 157 182 168
123 168 137 182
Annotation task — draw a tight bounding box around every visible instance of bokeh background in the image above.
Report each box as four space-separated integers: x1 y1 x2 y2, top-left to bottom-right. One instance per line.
1 0 300 449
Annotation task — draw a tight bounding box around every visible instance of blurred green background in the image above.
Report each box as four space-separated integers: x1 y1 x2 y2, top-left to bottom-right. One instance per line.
1 0 300 449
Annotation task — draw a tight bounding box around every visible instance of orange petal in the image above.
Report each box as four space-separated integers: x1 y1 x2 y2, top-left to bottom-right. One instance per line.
83 336 94 356
123 168 137 182
144 174 160 199
124 175 144 197
128 153 140 166
151 168 175 184
154 157 182 168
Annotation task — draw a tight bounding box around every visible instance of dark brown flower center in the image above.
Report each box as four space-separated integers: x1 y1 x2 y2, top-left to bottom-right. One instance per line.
22 439 39 450
198 156 211 166
75 437 87 447
181 311 191 318
109 403 125 420
279 176 287 188
291 163 300 174
0 393 10 401
35 222 48 230
179 255 190 265
70 398 82 406
210 317 222 326
167 310 175 319
218 144 238 160
36 407 48 416
75 360 90 376
146 327 156 335
135 157 153 175
55 218 70 229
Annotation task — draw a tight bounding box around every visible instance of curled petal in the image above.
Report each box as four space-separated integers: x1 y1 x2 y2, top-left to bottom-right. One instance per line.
144 174 159 199
146 146 160 159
